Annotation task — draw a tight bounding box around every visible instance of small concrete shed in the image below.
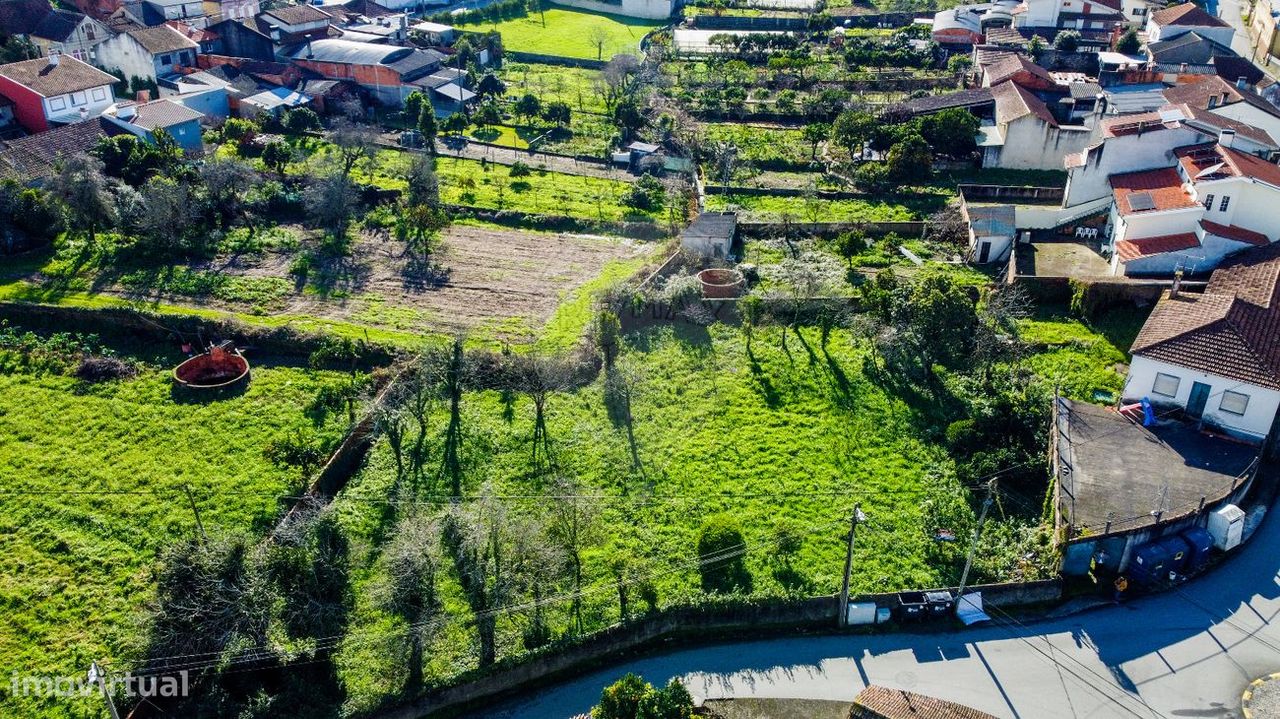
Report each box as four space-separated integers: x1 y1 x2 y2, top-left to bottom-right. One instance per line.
681 211 737 259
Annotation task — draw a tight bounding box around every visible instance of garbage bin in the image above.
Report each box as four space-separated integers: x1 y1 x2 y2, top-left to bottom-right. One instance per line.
896 591 928 621
924 590 954 617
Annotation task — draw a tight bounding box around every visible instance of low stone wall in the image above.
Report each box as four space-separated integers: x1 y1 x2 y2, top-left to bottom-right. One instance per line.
739 220 929 238
505 50 609 68
958 184 1064 203
687 14 809 30
370 579 1061 719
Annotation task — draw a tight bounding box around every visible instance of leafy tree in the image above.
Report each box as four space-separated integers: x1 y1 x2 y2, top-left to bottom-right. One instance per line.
595 674 650 719
395 204 449 260
1054 30 1081 52
832 229 868 268
0 34 37 63
853 161 891 192
417 102 437 152
282 107 321 134
475 101 503 128
1117 27 1141 54
0 181 59 253
199 157 260 230
918 107 979 158
542 100 572 127
403 90 429 123
91 133 181 186
802 121 829 159
696 514 751 594
441 112 469 135
476 72 506 98
587 24 611 60
947 54 973 75
613 99 645 133
404 153 441 208
1028 34 1047 58
831 109 876 157
135 176 196 257
513 93 542 123
886 133 933 184
261 140 292 178
47 154 116 246
219 117 257 145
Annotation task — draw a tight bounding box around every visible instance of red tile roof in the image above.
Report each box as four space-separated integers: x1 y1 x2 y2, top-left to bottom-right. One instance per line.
1175 142 1280 187
1166 101 1277 146
1101 111 1180 138
1116 232 1201 261
985 53 1056 87
1131 242 1280 389
1201 220 1270 246
1163 75 1243 109
1110 167 1196 214
852 686 1000 719
1151 1 1229 27
0 55 116 97
992 80 1058 126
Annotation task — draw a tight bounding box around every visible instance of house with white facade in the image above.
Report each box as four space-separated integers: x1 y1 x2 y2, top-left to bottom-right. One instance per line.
1012 0 1127 32
978 80 1098 170
95 25 199 86
26 9 110 63
1104 137 1280 275
0 54 116 133
1165 76 1280 147
1063 112 1211 208
1123 241 1280 444
1147 1 1233 44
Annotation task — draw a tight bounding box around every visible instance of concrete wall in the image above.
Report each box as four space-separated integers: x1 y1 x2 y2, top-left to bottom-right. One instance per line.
96 34 162 82
1124 355 1280 441
1194 175 1280 240
550 0 675 19
1112 205 1203 244
172 85 229 119
1149 21 1235 46
1063 125 1208 208
987 115 1098 171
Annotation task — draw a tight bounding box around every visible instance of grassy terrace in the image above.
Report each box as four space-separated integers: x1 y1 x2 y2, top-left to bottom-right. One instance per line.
457 8 662 60
0 336 355 718
705 191 944 222
331 321 1049 712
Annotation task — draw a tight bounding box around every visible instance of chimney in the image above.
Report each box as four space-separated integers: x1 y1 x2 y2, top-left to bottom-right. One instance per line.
1237 76 1248 89
1171 267 1183 298
306 39 314 59
1219 128 1236 148
78 106 88 122
135 89 150 102
48 51 60 67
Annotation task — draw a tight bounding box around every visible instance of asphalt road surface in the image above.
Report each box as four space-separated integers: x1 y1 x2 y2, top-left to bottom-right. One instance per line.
485 508 1280 718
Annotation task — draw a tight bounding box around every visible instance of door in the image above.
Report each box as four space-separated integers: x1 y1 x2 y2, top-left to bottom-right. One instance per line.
978 241 991 263
1187 382 1211 419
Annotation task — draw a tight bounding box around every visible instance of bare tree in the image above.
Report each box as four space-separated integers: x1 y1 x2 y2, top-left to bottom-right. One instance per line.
331 118 379 178
440 486 514 667
378 510 441 693
304 171 359 240
546 475 599 634
513 353 578 475
47 154 116 245
199 156 259 231
587 25 611 60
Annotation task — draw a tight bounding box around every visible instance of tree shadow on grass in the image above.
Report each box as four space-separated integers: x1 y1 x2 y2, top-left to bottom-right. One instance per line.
746 347 782 409
307 251 373 299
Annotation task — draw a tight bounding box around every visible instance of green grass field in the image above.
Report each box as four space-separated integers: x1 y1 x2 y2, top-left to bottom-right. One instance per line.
458 8 662 60
327 315 1083 713
0 340 354 719
435 156 661 222
701 122 818 170
705 191 945 222
500 62 610 114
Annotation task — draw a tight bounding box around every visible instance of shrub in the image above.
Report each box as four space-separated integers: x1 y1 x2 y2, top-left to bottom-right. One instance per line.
509 160 532 177
75 356 136 383
696 514 751 594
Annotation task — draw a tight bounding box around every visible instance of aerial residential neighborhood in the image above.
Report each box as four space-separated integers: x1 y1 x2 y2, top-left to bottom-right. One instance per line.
4 0 1280 715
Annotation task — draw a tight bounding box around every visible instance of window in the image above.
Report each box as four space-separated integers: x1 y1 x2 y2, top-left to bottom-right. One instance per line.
160 53 172 65
71 91 85 106
1153 372 1181 397
48 96 66 111
1203 193 1215 210
86 27 95 40
1220 390 1250 415
91 87 106 101
1219 196 1230 212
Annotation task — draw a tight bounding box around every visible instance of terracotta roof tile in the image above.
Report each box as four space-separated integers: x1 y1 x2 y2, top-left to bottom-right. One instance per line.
261 3 332 25
125 25 199 55
1110 167 1196 214
0 117 128 179
1175 142 1280 187
852 686 1000 719
1201 220 1270 246
986 53 1056 87
1131 243 1280 389
0 55 116 97
1116 232 1201 260
992 80 1058 126
1151 1 1229 27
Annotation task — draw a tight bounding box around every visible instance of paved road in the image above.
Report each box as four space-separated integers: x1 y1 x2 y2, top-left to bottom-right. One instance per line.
1216 0 1258 61
486 508 1280 718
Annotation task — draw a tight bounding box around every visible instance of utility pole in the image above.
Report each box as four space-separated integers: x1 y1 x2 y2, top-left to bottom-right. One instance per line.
87 662 121 719
956 479 996 599
184 484 206 544
838 504 867 628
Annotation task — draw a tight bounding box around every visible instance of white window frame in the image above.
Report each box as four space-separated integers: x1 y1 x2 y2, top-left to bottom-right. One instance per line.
1153 372 1181 397
71 91 86 106
1203 193 1215 210
91 87 107 101
1219 195 1230 212
1220 390 1250 415
48 96 67 111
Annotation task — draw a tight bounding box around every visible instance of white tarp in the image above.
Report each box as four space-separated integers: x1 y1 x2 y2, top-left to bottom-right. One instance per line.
956 592 991 625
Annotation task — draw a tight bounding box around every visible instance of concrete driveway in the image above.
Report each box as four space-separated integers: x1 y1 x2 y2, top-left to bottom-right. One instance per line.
486 508 1280 718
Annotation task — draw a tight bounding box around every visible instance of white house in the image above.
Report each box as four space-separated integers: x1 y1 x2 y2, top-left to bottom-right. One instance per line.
1063 112 1211 207
1147 1 1234 45
1123 242 1280 443
978 81 1098 170
0 54 117 133
95 25 199 86
1104 137 1280 275
549 0 676 20
1013 0 1126 32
